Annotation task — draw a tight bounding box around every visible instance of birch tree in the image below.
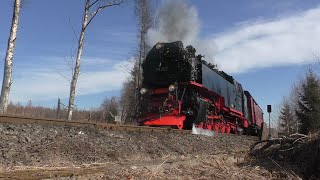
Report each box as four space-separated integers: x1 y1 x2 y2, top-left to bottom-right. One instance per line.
120 0 152 122
67 0 123 120
0 0 22 114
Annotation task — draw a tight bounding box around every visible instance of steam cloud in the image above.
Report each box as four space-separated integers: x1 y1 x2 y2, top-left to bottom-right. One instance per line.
147 0 199 46
192 124 215 137
147 0 217 63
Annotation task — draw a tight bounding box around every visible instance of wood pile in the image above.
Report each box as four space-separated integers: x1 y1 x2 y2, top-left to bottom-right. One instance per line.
250 132 320 179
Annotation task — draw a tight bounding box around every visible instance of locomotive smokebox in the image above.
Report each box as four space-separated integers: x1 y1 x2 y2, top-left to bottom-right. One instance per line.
142 41 192 88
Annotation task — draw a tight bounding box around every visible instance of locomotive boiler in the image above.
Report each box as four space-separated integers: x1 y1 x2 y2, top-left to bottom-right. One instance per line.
136 41 263 135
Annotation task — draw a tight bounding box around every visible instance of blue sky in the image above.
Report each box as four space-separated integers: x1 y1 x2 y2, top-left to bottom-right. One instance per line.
1 0 320 123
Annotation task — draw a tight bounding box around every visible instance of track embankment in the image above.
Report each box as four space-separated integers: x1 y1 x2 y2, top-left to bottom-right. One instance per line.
0 116 257 168
1 115 301 179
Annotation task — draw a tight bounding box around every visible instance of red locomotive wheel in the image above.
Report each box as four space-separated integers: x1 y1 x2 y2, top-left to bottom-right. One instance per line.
226 126 231 133
220 126 225 133
214 124 219 131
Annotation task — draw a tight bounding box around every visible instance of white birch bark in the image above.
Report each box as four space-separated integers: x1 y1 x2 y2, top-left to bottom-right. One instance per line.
0 0 21 114
67 0 122 120
67 0 90 120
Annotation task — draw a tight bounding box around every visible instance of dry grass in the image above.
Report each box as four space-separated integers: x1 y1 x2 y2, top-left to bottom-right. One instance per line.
0 153 302 180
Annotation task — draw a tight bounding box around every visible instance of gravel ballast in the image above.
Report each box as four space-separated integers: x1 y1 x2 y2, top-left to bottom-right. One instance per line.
0 122 258 168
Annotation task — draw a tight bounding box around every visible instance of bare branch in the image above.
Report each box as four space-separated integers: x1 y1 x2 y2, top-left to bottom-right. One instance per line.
63 54 74 76
86 0 123 28
58 71 71 83
68 17 78 43
88 0 99 9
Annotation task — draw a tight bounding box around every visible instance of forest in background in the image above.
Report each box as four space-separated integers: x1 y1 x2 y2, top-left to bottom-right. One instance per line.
6 96 120 123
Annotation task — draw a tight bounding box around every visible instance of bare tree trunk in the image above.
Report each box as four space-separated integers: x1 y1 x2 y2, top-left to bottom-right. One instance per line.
0 0 21 114
67 1 89 120
135 0 152 89
67 0 122 120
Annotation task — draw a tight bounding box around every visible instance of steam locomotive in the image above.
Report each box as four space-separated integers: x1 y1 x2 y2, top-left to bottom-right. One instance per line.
136 41 263 135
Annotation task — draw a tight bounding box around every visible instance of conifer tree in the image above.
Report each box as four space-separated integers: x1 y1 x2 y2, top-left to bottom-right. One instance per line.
295 70 320 134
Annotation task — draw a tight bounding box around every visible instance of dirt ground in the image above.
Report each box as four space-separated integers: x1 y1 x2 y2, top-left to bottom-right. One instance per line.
0 123 302 179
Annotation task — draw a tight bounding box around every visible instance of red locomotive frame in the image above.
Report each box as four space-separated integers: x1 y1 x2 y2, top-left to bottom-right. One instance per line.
139 81 262 135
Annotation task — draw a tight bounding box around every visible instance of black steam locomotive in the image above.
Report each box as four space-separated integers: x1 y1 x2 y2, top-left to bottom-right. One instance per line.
136 41 263 135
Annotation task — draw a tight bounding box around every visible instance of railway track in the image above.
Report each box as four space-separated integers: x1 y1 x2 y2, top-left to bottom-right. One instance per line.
0 114 191 134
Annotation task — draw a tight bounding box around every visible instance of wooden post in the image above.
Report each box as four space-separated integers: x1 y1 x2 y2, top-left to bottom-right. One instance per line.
57 98 61 119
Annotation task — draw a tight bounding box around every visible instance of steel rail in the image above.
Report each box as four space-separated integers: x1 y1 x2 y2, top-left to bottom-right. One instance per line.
0 114 191 134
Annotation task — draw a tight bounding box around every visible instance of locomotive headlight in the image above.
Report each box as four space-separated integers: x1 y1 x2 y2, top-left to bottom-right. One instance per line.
168 84 176 92
156 43 162 49
140 88 148 95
